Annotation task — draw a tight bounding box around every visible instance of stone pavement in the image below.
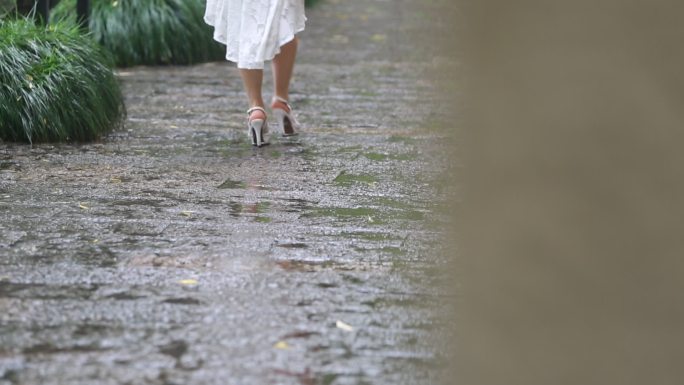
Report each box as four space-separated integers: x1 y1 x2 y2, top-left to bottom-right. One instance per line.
0 0 455 384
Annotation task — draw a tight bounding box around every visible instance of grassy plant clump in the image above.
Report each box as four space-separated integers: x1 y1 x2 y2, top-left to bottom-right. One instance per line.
0 18 124 142
52 0 225 67
0 0 14 17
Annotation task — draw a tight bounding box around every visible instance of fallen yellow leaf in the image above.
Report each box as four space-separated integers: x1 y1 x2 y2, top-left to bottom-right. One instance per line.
179 279 198 286
78 203 90 210
274 341 290 350
371 34 387 43
336 320 354 332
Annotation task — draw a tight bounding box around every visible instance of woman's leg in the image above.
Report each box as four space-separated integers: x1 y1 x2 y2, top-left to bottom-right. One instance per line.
239 69 266 120
272 37 299 102
271 37 302 135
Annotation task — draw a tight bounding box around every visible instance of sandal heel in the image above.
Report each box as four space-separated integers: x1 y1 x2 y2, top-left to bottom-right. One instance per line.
246 106 270 147
249 119 264 146
271 96 301 136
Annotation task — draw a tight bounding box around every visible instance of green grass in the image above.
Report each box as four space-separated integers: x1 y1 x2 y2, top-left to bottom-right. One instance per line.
0 0 14 17
333 171 379 186
52 0 225 67
0 18 124 143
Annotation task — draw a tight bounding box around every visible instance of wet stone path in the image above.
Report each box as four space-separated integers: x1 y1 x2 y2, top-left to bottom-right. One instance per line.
0 0 454 384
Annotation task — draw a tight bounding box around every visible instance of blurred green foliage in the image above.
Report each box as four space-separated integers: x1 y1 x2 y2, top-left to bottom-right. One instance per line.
52 0 225 67
0 18 124 142
0 0 15 17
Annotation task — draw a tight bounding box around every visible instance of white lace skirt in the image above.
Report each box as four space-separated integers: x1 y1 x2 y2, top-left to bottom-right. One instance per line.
204 0 307 69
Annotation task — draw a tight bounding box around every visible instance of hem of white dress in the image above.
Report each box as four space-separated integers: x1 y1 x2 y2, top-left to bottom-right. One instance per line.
237 28 305 69
204 16 306 70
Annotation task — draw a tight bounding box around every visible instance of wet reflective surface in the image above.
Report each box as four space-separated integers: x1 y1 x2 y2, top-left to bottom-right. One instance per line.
0 0 454 383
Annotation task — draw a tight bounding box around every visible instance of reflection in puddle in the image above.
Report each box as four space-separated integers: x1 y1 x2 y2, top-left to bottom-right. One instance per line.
229 201 242 217
162 297 202 305
0 282 99 300
225 175 273 222
275 243 309 249
22 342 109 355
283 198 315 213
253 201 270 214
217 179 246 189
229 200 271 221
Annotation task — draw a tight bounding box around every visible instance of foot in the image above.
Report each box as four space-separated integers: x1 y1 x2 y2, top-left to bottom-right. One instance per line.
248 106 267 122
271 96 300 136
271 97 291 114
247 106 270 146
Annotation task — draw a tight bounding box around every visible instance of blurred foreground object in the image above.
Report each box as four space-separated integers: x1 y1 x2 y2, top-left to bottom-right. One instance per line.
459 0 684 384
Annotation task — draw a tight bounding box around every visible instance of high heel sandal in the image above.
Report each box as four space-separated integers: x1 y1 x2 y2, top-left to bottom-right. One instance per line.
271 96 301 136
247 106 270 147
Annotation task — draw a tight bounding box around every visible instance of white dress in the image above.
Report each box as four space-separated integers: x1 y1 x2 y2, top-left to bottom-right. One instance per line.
204 0 307 69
